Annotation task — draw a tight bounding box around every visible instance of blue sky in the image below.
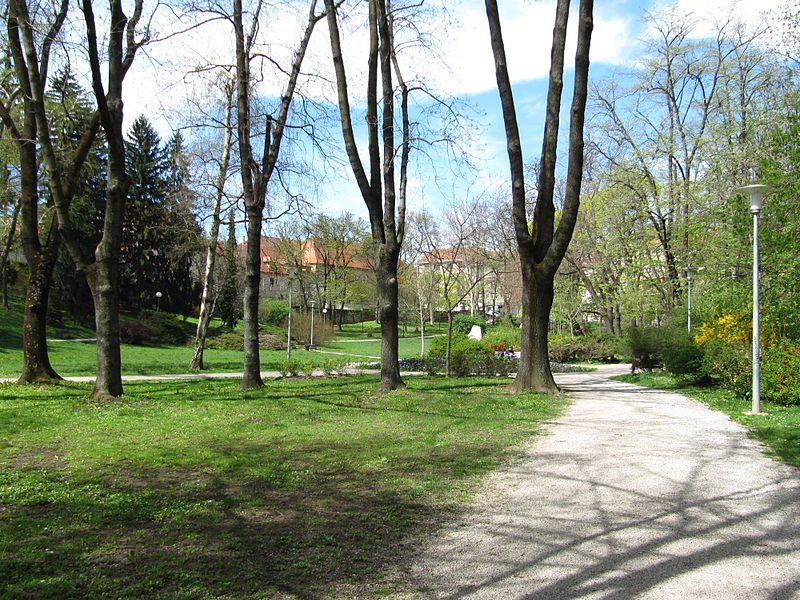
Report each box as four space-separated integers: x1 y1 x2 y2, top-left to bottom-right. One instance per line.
121 0 785 225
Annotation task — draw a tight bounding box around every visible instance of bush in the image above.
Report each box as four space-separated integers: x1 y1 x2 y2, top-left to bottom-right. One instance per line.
451 314 487 335
623 327 663 371
701 339 751 398
483 326 520 352
259 334 286 350
288 313 335 346
259 300 289 326
119 320 155 346
660 331 705 380
762 342 800 405
279 358 301 377
206 331 243 351
138 310 190 345
548 333 619 363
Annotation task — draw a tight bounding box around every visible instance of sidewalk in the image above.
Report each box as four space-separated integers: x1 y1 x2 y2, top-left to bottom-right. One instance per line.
399 364 800 599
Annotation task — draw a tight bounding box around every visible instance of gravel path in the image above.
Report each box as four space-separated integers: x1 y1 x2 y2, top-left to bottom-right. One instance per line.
398 365 800 599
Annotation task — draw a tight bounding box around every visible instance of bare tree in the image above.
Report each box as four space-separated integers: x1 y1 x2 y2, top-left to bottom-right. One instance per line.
189 74 235 370
323 0 412 391
485 0 593 393
233 0 325 389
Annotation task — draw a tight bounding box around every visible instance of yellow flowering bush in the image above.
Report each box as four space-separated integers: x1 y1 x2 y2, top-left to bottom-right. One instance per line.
694 313 751 347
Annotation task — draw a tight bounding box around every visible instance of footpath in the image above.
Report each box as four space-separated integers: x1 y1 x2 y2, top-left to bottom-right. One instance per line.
397 364 800 599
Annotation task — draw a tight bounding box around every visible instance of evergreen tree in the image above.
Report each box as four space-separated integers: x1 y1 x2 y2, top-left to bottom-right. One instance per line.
217 209 240 329
121 117 201 314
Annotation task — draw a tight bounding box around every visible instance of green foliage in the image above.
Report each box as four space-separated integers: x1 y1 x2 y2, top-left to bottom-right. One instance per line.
205 331 243 351
700 339 751 398
121 116 201 315
622 327 663 371
278 358 301 377
117 311 189 346
483 326 520 351
216 210 240 329
259 299 289 325
548 333 619 363
762 342 800 406
451 314 487 335
660 332 705 379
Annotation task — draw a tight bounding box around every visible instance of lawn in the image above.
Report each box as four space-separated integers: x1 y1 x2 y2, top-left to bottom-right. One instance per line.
0 375 567 599
615 372 800 470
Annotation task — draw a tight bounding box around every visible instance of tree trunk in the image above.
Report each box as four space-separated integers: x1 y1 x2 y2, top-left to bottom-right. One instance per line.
241 203 264 389
18 236 61 383
510 263 558 393
376 245 404 391
86 263 123 400
1 195 21 310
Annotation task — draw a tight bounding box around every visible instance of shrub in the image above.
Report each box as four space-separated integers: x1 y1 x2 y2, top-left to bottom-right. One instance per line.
288 313 335 346
451 314 487 335
279 358 301 377
762 342 800 406
138 309 190 345
548 333 619 363
701 339 751 398
623 327 663 371
660 331 705 380
119 320 155 345
483 326 520 352
259 334 285 350
206 331 243 351
259 299 290 326
298 360 316 377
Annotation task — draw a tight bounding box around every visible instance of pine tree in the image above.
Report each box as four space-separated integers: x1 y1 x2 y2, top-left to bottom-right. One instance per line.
217 210 240 329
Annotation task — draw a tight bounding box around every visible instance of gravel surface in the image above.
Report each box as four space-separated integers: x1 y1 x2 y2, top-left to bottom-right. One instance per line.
397 365 800 599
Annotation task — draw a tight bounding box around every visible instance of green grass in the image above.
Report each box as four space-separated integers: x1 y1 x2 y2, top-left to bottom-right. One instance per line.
0 375 567 599
614 372 800 470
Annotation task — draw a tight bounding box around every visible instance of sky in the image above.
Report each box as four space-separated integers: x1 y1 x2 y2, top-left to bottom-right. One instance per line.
116 0 787 226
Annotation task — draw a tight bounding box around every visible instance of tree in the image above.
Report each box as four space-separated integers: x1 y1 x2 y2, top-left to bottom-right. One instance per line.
232 0 324 389
485 0 593 393
323 0 413 391
45 0 149 400
217 209 241 329
121 116 200 314
190 74 235 370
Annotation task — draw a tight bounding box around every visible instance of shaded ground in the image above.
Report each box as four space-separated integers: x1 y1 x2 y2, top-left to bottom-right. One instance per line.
390 365 800 599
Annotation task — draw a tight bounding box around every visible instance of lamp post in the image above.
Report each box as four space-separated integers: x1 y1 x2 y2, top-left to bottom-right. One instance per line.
685 268 693 333
286 269 295 360
738 183 772 414
155 291 162 312
309 299 316 348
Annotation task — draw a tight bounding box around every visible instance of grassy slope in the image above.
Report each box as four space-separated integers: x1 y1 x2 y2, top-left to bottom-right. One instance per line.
0 375 567 599
615 372 800 470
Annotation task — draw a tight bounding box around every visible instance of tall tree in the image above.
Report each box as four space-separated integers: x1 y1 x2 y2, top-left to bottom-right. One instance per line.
323 0 412 391
44 0 148 400
232 0 324 389
485 0 593 393
190 74 235 370
1 0 77 383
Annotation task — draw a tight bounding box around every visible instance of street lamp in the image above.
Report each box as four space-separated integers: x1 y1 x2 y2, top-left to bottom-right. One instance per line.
155 291 162 312
685 268 693 333
738 183 772 414
286 269 295 360
309 299 316 348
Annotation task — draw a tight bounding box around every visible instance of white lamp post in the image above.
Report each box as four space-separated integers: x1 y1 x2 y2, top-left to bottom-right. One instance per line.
155 291 162 312
309 299 316 348
286 269 295 360
737 183 772 414
685 268 693 333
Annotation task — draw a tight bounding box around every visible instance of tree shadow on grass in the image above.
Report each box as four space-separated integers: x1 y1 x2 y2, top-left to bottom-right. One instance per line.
0 459 446 599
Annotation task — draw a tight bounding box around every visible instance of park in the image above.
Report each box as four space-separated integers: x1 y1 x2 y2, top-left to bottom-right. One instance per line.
2 0 800 597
